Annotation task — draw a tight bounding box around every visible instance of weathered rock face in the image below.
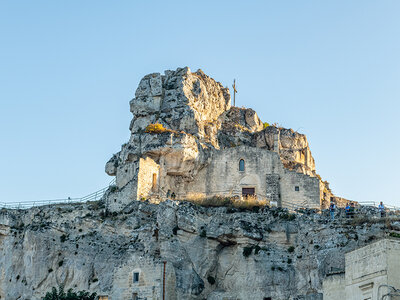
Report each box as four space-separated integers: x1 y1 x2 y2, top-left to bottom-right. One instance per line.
0 202 394 299
129 67 231 139
110 67 317 170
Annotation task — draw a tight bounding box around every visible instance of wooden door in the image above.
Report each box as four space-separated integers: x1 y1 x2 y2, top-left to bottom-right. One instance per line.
242 188 255 196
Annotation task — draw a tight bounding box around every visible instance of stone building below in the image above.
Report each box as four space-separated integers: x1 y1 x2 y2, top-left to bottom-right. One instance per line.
323 238 400 300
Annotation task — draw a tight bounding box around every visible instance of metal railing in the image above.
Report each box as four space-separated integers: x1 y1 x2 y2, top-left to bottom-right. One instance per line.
358 201 400 212
0 178 116 210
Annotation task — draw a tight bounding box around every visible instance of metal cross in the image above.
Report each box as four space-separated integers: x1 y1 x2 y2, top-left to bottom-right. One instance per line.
232 79 237 107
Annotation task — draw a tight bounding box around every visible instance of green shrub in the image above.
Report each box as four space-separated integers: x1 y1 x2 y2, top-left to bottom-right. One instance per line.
263 122 270 129
390 232 400 238
243 246 253 257
200 230 207 238
280 213 296 221
172 226 179 235
288 246 295 253
60 234 67 243
43 286 97 300
254 245 261 255
207 275 216 285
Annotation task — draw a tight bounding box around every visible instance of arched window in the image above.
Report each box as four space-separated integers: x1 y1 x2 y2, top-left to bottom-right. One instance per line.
239 159 245 171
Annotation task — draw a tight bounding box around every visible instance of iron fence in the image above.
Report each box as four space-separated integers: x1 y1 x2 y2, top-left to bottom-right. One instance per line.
0 178 116 210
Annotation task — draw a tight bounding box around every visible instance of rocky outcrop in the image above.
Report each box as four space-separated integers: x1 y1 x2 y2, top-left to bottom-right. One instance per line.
0 201 395 299
106 67 324 204
128 67 230 141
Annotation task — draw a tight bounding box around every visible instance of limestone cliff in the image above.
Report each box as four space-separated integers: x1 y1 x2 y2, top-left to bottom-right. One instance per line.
0 201 396 299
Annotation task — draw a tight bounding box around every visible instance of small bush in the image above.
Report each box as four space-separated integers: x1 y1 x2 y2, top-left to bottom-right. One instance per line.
288 246 295 253
172 226 179 235
145 123 169 134
254 245 261 255
243 246 253 257
390 232 400 238
92 278 98 282
200 230 207 238
48 268 53 273
43 286 97 300
207 275 216 285
263 122 270 129
287 258 292 264
58 260 64 267
280 213 296 221
314 245 320 250
60 234 67 243
184 195 268 211
277 267 283 271
271 266 275 271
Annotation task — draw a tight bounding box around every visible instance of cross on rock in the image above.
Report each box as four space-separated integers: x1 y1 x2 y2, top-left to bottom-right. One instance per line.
232 79 237 107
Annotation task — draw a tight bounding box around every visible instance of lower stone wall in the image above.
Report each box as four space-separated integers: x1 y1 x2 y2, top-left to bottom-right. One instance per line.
266 174 280 203
280 170 320 209
322 274 345 300
137 157 160 200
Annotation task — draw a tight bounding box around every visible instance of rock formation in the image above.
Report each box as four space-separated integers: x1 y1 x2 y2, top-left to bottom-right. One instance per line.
0 201 395 299
105 67 331 212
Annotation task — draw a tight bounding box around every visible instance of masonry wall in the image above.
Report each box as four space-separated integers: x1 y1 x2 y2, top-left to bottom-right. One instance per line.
280 170 320 209
110 258 176 300
163 146 320 209
108 145 321 211
344 239 400 300
322 274 345 300
137 157 160 200
170 146 281 200
106 158 140 212
386 239 400 297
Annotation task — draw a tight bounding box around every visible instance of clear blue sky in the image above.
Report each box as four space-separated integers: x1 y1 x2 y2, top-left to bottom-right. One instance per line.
1 1 399 206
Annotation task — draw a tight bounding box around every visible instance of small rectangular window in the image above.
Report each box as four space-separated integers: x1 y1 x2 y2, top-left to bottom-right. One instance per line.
132 293 138 300
295 186 299 192
133 272 139 283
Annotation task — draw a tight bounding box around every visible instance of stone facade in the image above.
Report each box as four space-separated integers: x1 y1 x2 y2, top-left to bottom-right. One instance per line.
323 238 400 300
105 67 327 212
